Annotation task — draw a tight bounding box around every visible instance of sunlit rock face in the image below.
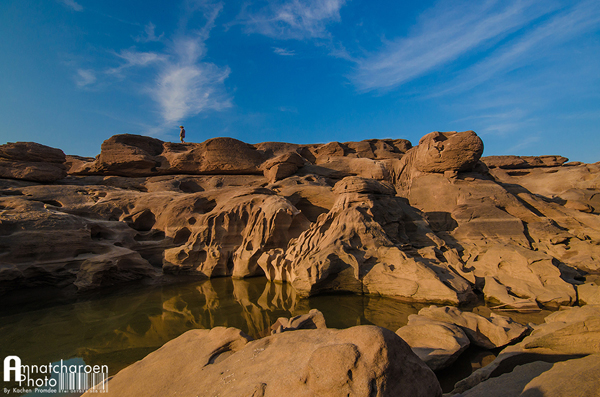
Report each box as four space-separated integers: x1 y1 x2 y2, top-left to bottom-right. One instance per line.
85 325 442 397
1 130 599 308
452 305 600 396
259 176 475 304
0 141 67 182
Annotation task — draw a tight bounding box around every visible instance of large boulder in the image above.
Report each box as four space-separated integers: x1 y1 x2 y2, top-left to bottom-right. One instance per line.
0 191 158 294
396 316 470 371
413 306 529 350
87 325 442 397
413 130 484 173
0 142 67 182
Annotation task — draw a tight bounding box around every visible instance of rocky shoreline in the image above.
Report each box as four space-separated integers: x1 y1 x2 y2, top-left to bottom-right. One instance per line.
1 130 599 395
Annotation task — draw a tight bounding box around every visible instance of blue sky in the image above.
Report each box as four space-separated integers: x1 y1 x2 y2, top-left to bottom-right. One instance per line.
1 0 599 162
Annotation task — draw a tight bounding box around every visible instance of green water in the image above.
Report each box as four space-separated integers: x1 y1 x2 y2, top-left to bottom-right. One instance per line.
0 278 431 377
0 277 552 394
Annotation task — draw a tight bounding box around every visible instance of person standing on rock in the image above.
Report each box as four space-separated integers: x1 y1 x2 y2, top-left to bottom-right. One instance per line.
179 126 186 143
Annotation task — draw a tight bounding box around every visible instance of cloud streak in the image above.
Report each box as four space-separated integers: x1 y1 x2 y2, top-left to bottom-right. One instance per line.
134 22 164 43
75 69 96 87
435 0 600 96
273 47 296 56
237 0 346 40
152 2 231 124
351 0 560 92
58 0 83 12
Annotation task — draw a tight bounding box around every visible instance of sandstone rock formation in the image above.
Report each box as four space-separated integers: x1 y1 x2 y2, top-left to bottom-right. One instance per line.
396 316 470 371
455 356 600 397
269 308 327 334
1 130 599 310
85 325 442 397
452 305 600 395
0 142 67 182
395 306 529 371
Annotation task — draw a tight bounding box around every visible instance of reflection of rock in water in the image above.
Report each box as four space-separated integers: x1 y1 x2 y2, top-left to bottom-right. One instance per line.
0 277 543 383
363 295 428 331
76 278 300 371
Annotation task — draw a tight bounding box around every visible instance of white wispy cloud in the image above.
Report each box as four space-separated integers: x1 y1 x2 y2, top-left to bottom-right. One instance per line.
106 50 166 76
134 22 164 43
436 0 600 96
506 134 541 153
152 37 231 124
273 47 296 56
237 0 346 40
74 1 231 127
351 0 559 92
151 2 231 124
75 69 96 87
58 0 83 12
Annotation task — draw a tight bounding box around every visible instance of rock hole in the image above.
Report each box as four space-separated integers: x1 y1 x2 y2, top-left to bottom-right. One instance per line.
188 217 197 225
128 209 156 231
173 227 192 245
369 379 377 397
90 225 113 240
208 349 234 365
227 255 234 273
179 180 204 193
114 242 123 247
177 249 188 261
193 198 217 213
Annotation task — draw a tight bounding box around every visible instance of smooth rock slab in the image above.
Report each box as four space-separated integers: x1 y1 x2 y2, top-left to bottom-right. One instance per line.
91 325 442 397
417 306 529 349
396 316 470 371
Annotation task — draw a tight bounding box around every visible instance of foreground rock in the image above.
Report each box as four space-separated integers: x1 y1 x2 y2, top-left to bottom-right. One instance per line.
395 306 529 371
87 325 442 397
452 305 600 394
396 316 470 371
456 355 600 397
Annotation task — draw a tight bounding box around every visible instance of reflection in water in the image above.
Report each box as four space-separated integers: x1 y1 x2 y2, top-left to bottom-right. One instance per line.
0 278 426 377
0 277 550 395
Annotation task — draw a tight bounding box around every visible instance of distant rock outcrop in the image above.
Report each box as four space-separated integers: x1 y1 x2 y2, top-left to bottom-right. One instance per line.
0 142 66 182
1 130 599 309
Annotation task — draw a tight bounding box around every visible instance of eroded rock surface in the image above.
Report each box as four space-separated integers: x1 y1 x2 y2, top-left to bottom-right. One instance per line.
86 325 442 397
0 142 67 182
452 305 600 395
1 130 599 307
